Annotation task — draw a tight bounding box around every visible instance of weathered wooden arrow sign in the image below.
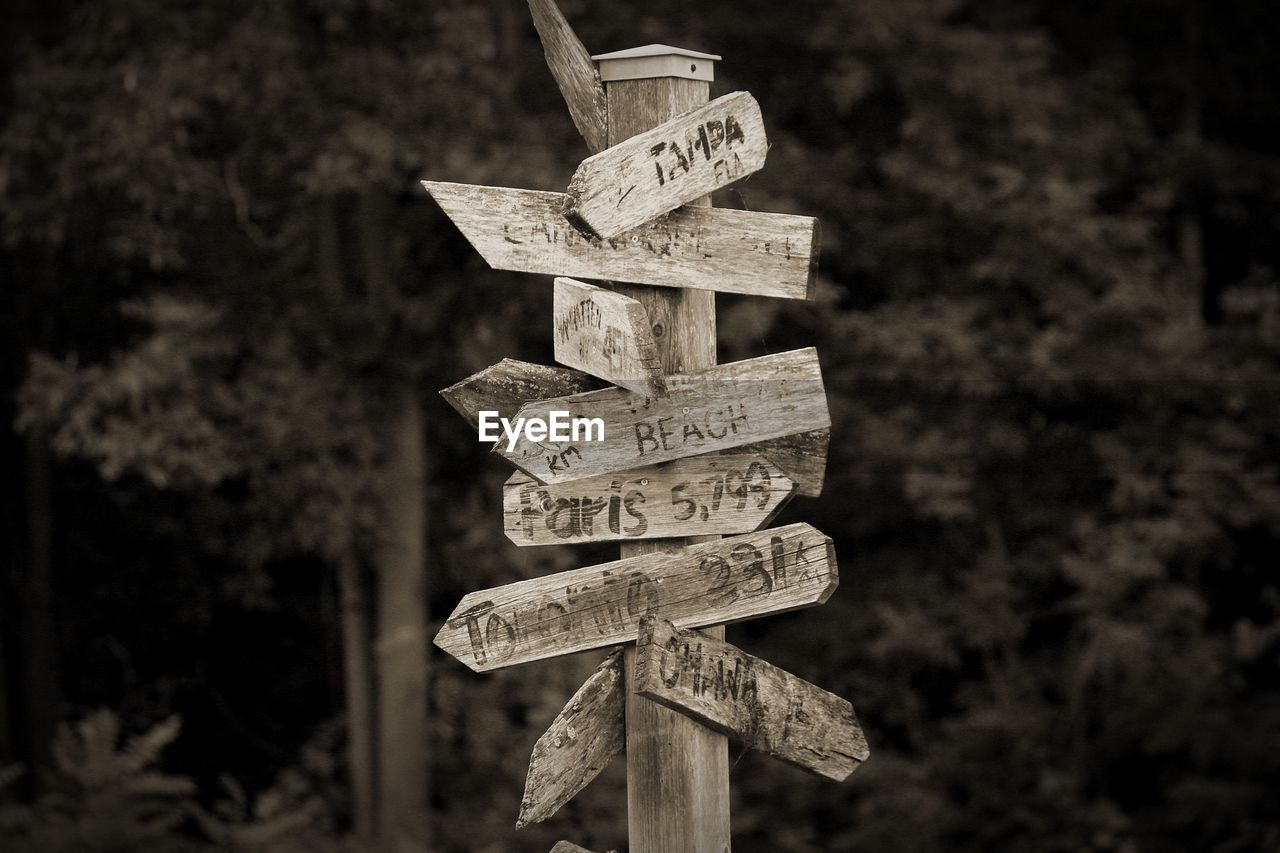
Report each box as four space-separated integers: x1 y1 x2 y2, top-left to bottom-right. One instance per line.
440 359 602 427
496 348 828 486
635 616 870 782
421 183 819 300
563 91 768 240
440 357 829 497
504 455 795 546
527 0 607 154
434 522 837 672
553 277 664 396
518 650 624 828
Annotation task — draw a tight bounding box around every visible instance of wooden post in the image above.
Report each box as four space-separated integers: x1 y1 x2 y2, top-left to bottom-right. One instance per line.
601 46 732 853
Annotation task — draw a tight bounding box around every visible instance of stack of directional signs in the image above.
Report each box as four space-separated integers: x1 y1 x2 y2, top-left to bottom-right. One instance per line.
424 5 869 848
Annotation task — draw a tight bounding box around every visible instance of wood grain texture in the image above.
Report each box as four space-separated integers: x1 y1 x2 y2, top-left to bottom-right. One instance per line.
527 0 608 154
496 348 829 485
433 522 838 672
503 455 795 546
553 277 664 396
635 617 870 782
421 182 819 301
608 73 730 853
517 649 624 828
749 429 829 499
439 359 601 427
438 357 827 496
564 91 768 240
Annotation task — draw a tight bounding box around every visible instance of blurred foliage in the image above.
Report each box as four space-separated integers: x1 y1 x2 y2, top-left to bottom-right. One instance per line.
2 0 1280 851
0 710 198 852
0 710 377 853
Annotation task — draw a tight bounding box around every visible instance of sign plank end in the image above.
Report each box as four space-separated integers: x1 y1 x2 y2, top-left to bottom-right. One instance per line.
757 469 799 530
806 217 822 300
817 536 840 604
552 277 667 396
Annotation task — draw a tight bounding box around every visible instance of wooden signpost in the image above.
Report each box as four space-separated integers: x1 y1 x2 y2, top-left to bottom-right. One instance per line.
420 183 821 300
425 3 868 849
563 91 768 239
433 523 837 672
441 357 830 497
495 348 829 484
553 277 665 396
635 616 870 782
503 454 795 545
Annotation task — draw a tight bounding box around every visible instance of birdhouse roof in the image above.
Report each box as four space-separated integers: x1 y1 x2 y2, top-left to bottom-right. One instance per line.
591 44 721 62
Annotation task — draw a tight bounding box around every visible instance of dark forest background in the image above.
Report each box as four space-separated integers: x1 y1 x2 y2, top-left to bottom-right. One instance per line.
2 0 1279 850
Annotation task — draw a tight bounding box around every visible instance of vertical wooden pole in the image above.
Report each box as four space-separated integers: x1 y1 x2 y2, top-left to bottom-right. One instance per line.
608 73 732 853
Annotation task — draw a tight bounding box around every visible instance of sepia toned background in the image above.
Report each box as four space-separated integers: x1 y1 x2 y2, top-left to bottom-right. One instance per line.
2 0 1279 850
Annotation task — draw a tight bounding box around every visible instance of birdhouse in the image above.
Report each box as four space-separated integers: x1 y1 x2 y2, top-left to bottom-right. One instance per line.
591 44 720 83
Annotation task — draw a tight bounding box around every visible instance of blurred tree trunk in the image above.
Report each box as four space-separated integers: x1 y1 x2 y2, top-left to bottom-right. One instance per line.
21 430 58 780
1181 1 1209 323
316 196 378 841
358 190 431 852
371 383 429 852
336 551 377 842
